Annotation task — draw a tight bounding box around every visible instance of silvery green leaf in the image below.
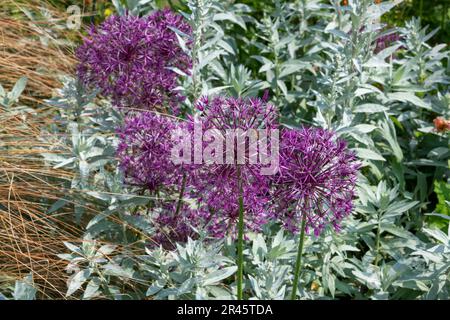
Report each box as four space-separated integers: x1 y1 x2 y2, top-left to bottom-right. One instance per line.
326 273 335 298
352 269 381 289
379 116 403 162
102 263 135 279
385 200 419 218
63 242 82 255
146 279 166 296
277 80 288 96
57 253 75 261
207 286 232 299
353 148 386 161
366 2 397 20
387 92 431 110
380 224 415 239
96 244 117 256
423 228 449 245
375 44 403 60
279 61 309 78
327 29 350 41
354 104 388 113
259 62 275 73
83 277 101 300
178 278 197 295
8 77 27 103
13 274 36 300
203 266 237 286
197 51 223 71
85 208 116 230
354 84 384 98
427 147 449 160
371 291 389 300
363 57 390 68
53 157 76 169
394 279 429 292
213 12 246 30
354 124 378 133
47 198 68 214
66 269 91 297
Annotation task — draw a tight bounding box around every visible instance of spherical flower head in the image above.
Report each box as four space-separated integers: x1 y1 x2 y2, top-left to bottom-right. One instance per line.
148 202 201 250
190 95 279 238
375 31 401 53
76 9 192 112
274 127 360 236
117 112 183 193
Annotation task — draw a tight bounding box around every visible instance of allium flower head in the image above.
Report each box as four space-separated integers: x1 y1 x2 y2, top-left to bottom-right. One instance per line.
190 95 279 238
149 202 201 250
375 31 401 53
117 112 184 192
274 127 359 236
76 9 191 112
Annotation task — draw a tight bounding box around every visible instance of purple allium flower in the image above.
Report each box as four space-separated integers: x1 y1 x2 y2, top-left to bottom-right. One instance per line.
273 127 359 236
375 31 401 53
189 96 279 238
76 9 192 112
117 111 184 193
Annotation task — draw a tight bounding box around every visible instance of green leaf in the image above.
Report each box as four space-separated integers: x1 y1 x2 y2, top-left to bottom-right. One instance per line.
354 124 378 133
213 13 246 30
380 224 415 239
327 29 350 41
197 51 222 72
63 241 82 254
353 148 386 161
53 157 76 169
13 274 36 300
96 244 117 256
8 77 27 103
387 92 431 110
47 198 68 214
146 279 166 296
259 63 275 73
66 269 91 297
83 277 101 300
363 57 390 68
423 228 449 244
395 279 429 292
354 104 388 113
277 80 288 96
203 266 237 286
385 200 419 218
279 60 309 78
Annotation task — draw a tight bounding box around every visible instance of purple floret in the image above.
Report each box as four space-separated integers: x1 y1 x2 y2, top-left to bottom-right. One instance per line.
116 111 184 193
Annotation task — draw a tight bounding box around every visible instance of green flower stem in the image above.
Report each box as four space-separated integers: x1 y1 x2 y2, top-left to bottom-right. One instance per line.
291 211 307 300
237 166 245 300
